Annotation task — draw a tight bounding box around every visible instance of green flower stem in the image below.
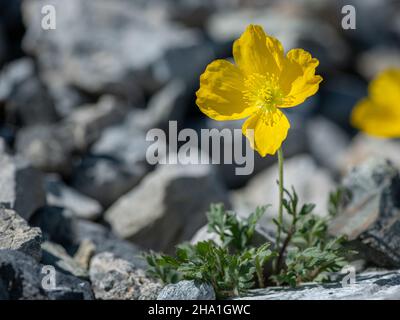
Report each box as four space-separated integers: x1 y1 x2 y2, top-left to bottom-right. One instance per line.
255 256 265 288
277 147 284 255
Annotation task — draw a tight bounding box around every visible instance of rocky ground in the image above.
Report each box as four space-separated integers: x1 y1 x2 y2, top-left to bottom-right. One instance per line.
1 0 400 300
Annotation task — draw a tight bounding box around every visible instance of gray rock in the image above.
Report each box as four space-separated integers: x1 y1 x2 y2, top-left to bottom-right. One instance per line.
129 80 188 132
92 112 152 165
357 47 400 80
338 134 400 175
90 252 161 300
0 152 46 220
45 82 91 118
0 58 58 126
90 111 153 179
329 158 400 268
0 137 7 153
190 224 221 246
73 239 96 270
157 280 215 300
64 95 128 152
15 125 74 176
105 163 230 252
44 175 102 220
0 208 42 261
306 116 350 173
84 110 154 208
22 0 200 97
232 155 334 224
0 249 94 300
234 270 400 300
190 222 275 248
41 241 88 279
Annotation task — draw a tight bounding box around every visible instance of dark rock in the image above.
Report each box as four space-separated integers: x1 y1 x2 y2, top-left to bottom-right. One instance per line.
44 175 102 220
70 154 148 208
329 158 400 268
73 220 147 269
30 206 146 268
89 252 161 300
152 43 216 87
0 208 42 261
105 162 230 253
0 151 46 220
0 0 24 65
319 74 367 131
0 249 93 300
335 0 399 48
0 277 9 300
202 114 308 189
29 206 76 249
157 280 215 300
0 58 58 126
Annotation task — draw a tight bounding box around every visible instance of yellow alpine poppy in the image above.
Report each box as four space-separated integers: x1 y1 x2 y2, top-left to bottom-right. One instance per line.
351 68 400 138
196 24 322 157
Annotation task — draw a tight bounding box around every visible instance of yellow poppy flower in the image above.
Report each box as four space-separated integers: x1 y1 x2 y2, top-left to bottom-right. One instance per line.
351 68 400 138
196 24 322 157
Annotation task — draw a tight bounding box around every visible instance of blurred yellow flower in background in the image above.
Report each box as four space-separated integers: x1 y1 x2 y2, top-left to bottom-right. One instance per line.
196 24 322 157
351 68 400 138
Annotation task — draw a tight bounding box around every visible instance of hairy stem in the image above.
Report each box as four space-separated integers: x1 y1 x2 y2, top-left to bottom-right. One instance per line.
255 256 265 288
276 219 295 274
276 148 284 249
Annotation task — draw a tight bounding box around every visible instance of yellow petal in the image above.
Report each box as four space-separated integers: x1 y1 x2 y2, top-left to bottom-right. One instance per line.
196 59 256 120
351 98 400 138
279 49 322 108
233 24 283 77
369 68 400 112
351 68 400 138
242 109 290 157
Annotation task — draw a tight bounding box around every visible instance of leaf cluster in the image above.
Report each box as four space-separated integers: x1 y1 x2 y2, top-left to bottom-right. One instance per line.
145 187 353 297
145 204 274 298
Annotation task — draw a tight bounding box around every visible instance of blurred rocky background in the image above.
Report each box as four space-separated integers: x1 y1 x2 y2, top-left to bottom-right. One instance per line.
0 0 400 300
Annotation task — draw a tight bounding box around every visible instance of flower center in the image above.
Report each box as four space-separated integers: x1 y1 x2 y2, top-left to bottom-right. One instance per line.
243 73 285 125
